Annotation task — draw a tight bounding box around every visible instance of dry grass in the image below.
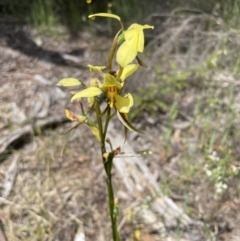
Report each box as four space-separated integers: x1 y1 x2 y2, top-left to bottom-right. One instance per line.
0 125 107 241
130 10 240 240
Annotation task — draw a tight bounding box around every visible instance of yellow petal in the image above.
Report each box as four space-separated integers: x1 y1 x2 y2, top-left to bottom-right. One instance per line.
125 24 143 52
116 23 154 67
119 64 139 81
115 93 133 113
125 26 141 49
88 13 121 22
71 87 102 102
116 41 138 67
125 24 154 53
87 64 106 72
103 74 122 89
65 109 86 122
57 78 81 86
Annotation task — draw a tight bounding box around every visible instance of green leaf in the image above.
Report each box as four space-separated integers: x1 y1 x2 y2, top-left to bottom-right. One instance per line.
57 78 81 86
117 112 144 134
71 87 102 102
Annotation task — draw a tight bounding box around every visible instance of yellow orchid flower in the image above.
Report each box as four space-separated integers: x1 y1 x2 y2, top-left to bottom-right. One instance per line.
101 74 122 108
117 24 154 67
71 73 133 113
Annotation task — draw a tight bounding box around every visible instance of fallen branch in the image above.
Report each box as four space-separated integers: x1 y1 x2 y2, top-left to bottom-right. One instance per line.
0 116 69 155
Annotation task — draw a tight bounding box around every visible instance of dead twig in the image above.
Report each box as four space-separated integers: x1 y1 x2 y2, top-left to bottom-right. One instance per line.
0 115 69 155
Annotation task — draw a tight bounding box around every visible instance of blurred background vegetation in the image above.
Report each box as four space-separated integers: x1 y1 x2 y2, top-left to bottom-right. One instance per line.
0 0 157 35
1 0 240 33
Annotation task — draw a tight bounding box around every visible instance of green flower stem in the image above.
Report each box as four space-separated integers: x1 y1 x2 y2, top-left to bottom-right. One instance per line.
94 99 120 241
106 163 120 241
103 106 111 141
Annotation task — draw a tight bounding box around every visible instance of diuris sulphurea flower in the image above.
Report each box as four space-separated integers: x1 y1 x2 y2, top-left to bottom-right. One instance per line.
58 13 154 241
58 12 153 133
71 72 133 114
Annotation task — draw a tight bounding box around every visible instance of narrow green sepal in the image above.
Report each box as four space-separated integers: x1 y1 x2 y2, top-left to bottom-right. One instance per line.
124 126 128 143
117 112 144 134
136 56 147 68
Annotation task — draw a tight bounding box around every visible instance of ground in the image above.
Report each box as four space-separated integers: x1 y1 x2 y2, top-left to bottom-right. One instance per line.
0 17 240 241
